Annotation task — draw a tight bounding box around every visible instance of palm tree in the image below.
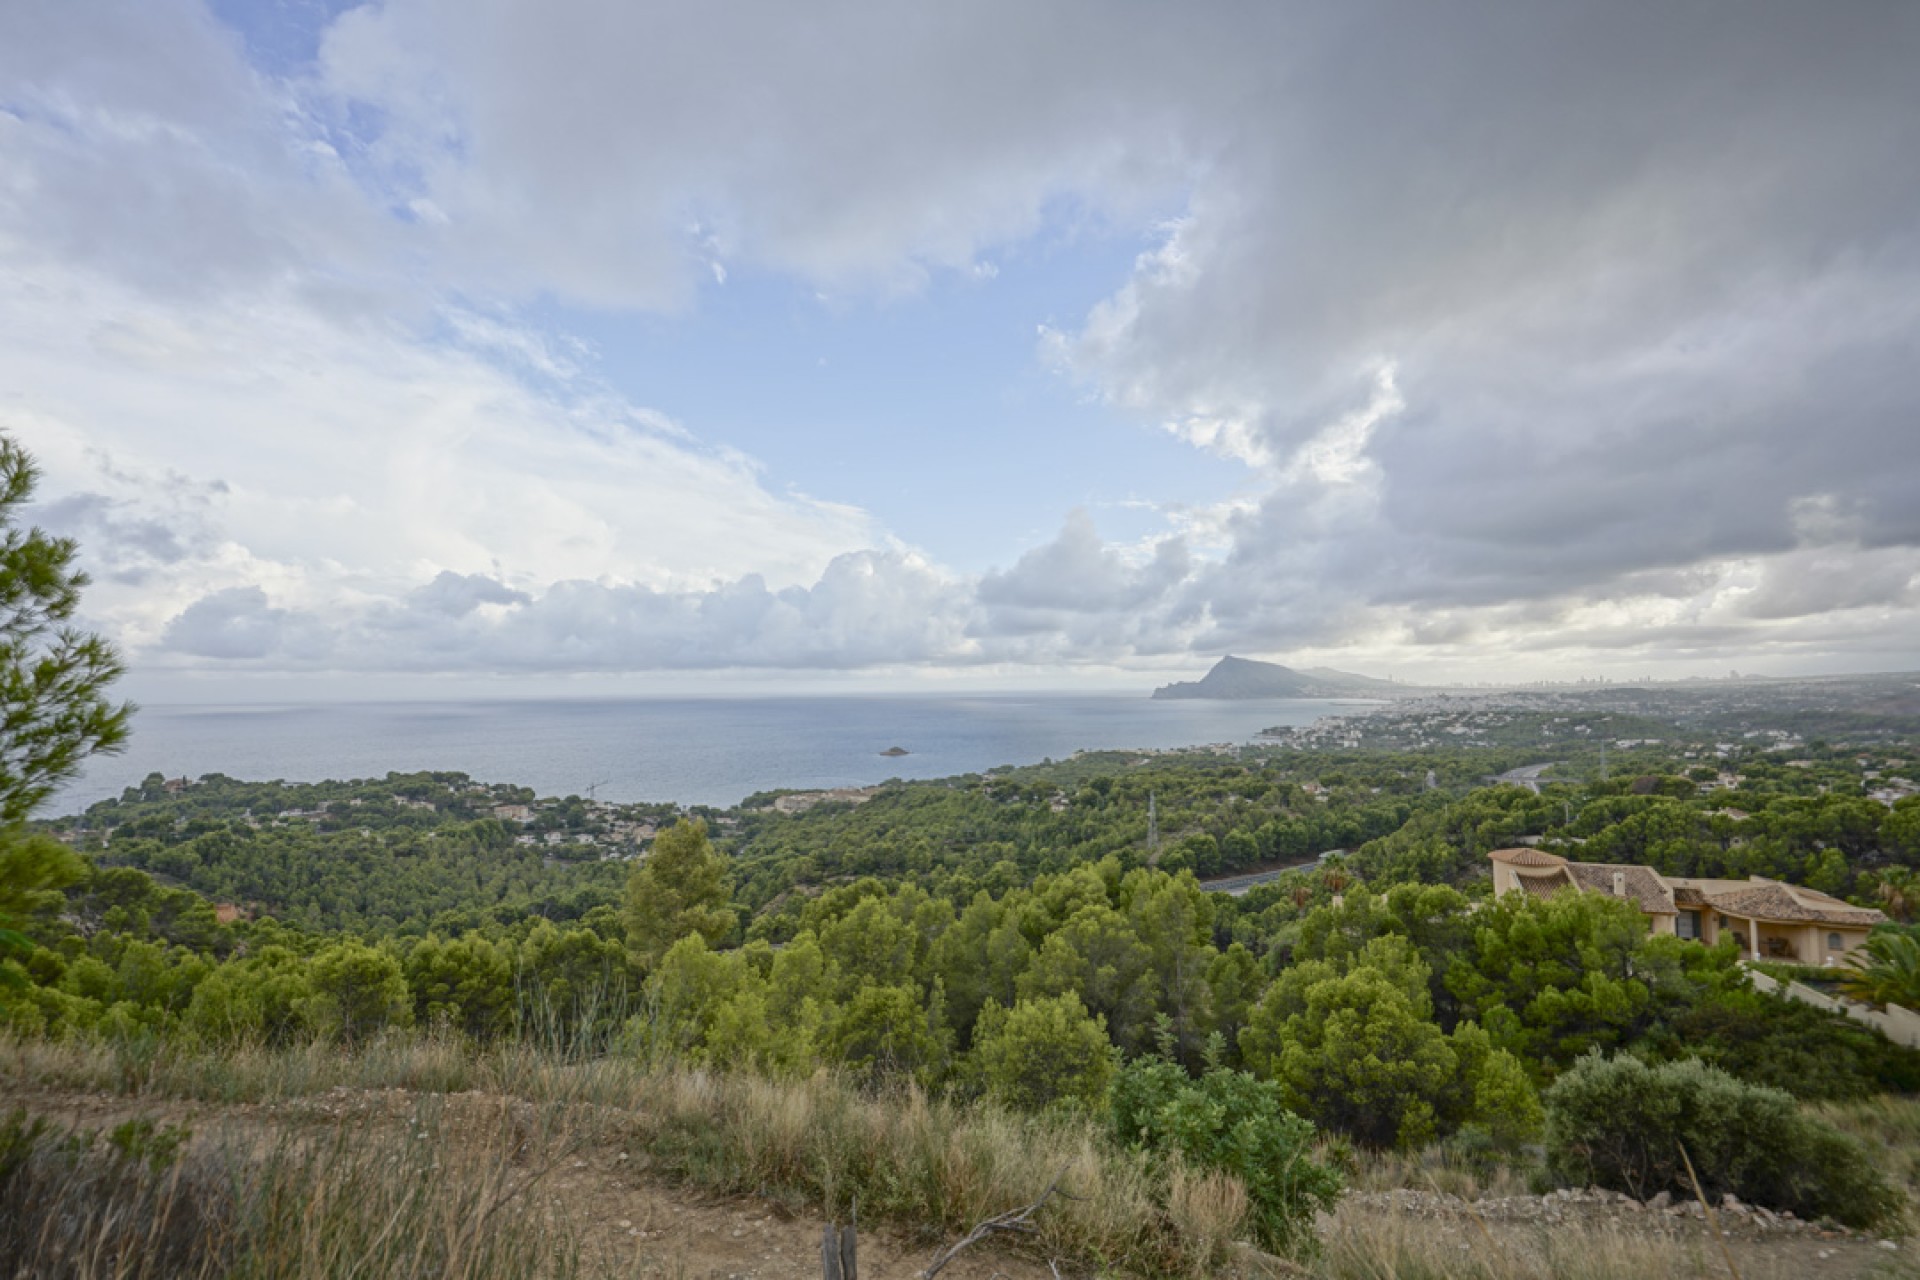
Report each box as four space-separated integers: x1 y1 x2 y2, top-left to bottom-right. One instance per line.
1839 928 1920 1009
1877 869 1918 923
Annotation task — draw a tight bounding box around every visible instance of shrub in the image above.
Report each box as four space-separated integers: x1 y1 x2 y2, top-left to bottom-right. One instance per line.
1111 1040 1342 1258
970 993 1115 1112
1658 985 1920 1101
302 940 411 1044
1543 1053 1898 1227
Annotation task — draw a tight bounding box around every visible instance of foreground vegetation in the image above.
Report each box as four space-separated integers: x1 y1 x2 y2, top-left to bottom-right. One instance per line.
10 1033 1920 1279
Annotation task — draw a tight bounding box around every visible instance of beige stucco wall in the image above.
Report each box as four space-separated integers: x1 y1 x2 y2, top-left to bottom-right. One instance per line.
1722 916 1871 964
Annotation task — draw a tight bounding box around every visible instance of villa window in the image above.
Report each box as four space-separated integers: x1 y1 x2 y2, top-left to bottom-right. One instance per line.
1829 932 1844 952
1677 910 1702 940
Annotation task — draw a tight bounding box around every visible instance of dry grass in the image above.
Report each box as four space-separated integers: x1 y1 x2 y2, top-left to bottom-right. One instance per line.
607 1064 1171 1273
1813 1093 1920 1237
0 1097 578 1279
1164 1162 1251 1274
19 1033 1897 1279
1343 1142 1541 1202
1312 1200 1809 1280
1 1035 1191 1276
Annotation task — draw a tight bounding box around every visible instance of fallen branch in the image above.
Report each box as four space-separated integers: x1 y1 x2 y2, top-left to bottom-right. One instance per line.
921 1172 1070 1280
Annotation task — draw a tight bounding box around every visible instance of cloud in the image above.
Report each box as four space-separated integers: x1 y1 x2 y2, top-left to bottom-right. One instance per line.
1044 5 1920 669
0 0 398 304
979 509 1187 614
149 549 979 673
5 0 1920 682
0 256 888 662
308 0 1212 306
406 571 530 618
162 586 326 660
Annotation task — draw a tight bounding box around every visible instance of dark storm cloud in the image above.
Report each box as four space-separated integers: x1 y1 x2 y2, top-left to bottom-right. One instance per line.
1059 4 1920 635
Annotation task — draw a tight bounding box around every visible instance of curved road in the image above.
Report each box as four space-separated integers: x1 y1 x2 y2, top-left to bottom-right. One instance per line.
1199 853 1337 895
1493 762 1559 793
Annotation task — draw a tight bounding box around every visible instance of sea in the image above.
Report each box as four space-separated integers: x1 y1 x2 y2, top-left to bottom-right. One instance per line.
52 695 1371 816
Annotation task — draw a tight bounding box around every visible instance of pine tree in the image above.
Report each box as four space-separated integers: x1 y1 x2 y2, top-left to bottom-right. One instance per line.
623 818 737 969
0 433 132 983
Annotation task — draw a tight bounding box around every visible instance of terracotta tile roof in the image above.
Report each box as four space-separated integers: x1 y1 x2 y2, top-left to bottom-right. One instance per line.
1705 882 1885 927
1488 847 1567 868
1487 852 1883 927
1565 862 1677 914
1516 870 1575 900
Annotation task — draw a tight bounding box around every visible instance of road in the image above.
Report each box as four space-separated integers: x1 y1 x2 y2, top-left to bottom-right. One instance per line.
1198 853 1336 895
1493 762 1559 793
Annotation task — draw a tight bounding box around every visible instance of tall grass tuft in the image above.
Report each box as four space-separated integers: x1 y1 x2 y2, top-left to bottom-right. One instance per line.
1163 1161 1250 1274
0 1100 578 1279
610 1066 1176 1273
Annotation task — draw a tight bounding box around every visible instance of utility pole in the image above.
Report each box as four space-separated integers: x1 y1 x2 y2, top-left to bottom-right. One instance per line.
1147 791 1160 864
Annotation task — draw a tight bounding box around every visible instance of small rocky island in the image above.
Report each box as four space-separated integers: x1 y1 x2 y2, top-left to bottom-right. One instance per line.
879 745 911 757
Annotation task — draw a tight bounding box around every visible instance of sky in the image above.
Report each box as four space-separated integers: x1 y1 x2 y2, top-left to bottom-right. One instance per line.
3 1 1918 701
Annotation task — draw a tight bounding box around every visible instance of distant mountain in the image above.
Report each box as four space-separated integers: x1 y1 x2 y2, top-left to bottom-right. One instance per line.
1150 655 1399 700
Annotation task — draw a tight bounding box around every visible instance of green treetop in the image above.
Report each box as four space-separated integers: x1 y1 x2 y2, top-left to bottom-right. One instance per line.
623 818 737 970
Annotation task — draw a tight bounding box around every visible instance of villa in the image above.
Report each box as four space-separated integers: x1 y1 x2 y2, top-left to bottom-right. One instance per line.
1488 847 1886 965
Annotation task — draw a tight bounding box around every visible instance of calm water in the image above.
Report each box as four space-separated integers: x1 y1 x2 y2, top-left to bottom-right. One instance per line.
55 695 1367 814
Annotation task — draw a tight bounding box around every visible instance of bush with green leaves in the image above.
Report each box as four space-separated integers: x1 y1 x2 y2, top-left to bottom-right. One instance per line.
300 941 411 1045
969 992 1114 1112
1110 1034 1341 1258
1543 1053 1898 1227
1239 933 1542 1149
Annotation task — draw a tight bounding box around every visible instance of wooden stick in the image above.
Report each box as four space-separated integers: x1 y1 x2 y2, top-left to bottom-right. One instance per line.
822 1223 843 1280
1677 1142 1742 1280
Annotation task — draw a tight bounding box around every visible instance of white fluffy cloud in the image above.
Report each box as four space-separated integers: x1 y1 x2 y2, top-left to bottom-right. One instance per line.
1 257 888 662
